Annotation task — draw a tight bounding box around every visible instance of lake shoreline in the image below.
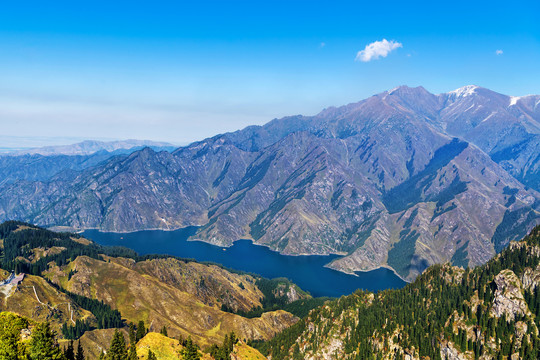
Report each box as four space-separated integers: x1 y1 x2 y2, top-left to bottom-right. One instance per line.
82 228 407 298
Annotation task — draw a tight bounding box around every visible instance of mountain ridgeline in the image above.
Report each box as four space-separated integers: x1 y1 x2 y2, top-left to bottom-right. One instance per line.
0 86 539 281
255 225 540 359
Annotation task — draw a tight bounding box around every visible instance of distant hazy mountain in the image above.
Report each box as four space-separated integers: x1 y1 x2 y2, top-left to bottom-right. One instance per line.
5 139 176 156
0 86 538 281
0 140 177 185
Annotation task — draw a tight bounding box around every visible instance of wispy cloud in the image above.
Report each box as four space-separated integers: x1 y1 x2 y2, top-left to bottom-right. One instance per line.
355 39 402 62
495 49 503 56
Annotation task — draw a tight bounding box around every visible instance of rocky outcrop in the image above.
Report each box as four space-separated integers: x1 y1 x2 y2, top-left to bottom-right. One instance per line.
490 269 532 320
272 283 308 304
521 263 540 291
305 338 343 360
439 342 469 360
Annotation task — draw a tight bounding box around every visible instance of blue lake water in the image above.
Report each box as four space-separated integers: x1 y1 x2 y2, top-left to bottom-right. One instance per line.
82 228 406 298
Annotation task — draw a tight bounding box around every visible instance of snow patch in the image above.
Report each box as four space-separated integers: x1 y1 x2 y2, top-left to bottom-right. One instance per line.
509 96 521 106
464 104 475 112
449 85 479 98
481 112 496 123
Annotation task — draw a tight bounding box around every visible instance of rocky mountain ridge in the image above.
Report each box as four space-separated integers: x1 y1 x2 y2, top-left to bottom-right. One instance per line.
255 226 540 360
0 86 539 281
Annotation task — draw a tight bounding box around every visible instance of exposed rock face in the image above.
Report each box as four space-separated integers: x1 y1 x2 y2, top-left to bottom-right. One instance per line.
439 342 469 360
490 269 531 320
521 263 540 291
0 86 539 281
272 283 308 304
305 338 343 360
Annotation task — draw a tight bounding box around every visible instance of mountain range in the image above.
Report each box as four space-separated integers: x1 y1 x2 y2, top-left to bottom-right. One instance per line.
0 85 539 281
2 139 176 156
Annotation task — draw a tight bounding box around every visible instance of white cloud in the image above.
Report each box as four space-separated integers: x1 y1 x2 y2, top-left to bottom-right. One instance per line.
495 49 503 55
355 39 402 62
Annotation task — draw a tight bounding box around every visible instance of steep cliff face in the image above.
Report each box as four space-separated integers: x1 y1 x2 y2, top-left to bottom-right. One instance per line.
0 86 539 281
490 269 532 320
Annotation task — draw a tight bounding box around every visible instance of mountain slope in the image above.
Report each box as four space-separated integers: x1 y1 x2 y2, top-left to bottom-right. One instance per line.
0 152 126 186
0 222 301 350
0 86 539 281
256 226 540 360
46 254 297 347
0 271 94 334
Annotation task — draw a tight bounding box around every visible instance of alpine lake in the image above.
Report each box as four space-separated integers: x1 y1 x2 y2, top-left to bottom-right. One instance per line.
82 227 406 298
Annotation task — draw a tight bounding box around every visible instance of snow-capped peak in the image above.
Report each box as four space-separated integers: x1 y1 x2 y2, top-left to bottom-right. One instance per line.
449 85 479 98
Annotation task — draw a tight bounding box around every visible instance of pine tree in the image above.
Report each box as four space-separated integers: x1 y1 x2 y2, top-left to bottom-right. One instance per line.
0 312 29 360
65 340 75 360
129 323 136 346
128 345 138 360
29 322 65 360
225 332 237 355
147 349 157 360
107 329 127 360
128 323 138 360
135 321 146 342
76 341 85 360
160 326 168 337
181 336 201 360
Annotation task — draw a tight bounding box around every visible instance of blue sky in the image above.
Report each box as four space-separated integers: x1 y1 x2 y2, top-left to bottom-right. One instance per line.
1 0 539 145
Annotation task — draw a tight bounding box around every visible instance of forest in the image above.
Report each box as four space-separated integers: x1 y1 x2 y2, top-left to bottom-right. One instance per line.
254 226 540 359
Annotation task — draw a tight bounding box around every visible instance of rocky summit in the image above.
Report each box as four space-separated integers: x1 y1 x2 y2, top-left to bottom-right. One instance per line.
0 86 538 281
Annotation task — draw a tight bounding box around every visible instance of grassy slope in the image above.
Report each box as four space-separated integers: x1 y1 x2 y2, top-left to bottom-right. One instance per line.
136 332 183 360
0 273 94 334
231 341 268 360
65 328 129 360
0 222 299 354
46 255 297 347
